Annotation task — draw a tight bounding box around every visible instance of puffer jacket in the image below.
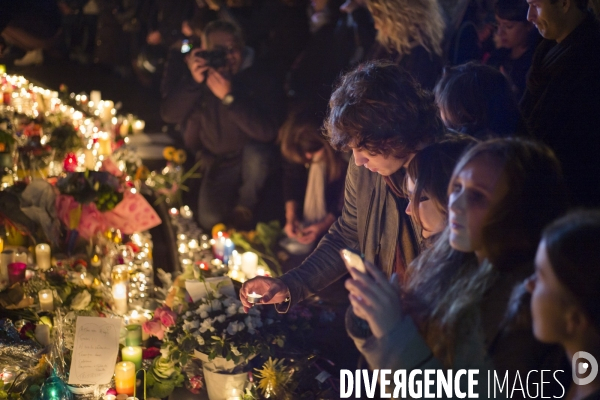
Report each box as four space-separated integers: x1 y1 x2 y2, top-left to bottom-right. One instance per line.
278 155 420 310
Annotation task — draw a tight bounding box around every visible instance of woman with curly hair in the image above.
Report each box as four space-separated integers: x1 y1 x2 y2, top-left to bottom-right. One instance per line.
367 0 445 89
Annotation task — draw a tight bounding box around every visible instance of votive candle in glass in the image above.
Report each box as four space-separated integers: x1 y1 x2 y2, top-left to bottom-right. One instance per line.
114 361 135 395
7 262 26 285
111 265 129 315
38 289 54 311
35 244 51 271
125 325 142 346
121 346 142 371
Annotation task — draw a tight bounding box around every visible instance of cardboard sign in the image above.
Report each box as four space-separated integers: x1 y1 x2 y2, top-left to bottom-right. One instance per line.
68 316 122 385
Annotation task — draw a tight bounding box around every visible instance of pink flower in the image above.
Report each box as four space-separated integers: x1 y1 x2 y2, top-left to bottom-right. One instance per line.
154 306 177 328
142 320 165 340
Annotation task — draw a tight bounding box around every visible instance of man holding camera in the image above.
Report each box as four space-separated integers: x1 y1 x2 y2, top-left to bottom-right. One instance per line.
161 20 284 230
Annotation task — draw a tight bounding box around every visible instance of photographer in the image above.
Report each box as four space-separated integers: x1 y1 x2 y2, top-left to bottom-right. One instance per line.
161 20 284 230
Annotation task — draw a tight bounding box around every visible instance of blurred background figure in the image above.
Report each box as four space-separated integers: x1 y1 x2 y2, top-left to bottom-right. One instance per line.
366 0 445 89
279 110 347 254
434 62 521 139
486 0 539 98
0 0 62 66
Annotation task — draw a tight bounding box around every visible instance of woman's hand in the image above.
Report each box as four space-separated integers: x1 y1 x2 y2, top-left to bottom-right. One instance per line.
345 261 403 339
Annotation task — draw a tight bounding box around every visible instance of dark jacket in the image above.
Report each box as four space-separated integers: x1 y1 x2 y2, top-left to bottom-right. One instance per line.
519 13 600 207
160 57 285 157
279 156 420 310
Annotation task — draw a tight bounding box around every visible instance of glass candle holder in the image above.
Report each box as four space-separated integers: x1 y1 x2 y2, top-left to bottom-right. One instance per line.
114 361 135 395
121 346 142 371
7 262 26 285
125 325 142 346
35 244 51 271
111 265 129 315
38 289 54 311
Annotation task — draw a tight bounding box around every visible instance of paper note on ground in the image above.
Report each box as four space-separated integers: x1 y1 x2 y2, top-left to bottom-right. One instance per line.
186 277 236 302
68 316 122 385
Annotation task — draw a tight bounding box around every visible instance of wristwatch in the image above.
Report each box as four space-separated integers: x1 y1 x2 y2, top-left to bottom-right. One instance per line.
222 93 235 106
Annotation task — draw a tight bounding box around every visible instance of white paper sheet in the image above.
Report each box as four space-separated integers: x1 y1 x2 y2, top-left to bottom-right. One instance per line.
185 277 236 302
67 316 122 385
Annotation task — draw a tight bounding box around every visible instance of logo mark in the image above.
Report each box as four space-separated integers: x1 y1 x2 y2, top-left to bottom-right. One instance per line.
572 351 598 385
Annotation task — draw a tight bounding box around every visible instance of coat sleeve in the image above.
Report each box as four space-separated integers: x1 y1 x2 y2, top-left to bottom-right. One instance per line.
278 158 360 308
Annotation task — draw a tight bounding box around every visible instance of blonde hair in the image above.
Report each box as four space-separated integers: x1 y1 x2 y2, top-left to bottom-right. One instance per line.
368 0 445 56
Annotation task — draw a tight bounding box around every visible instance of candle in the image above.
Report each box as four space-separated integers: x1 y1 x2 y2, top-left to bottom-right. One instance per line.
7 262 26 285
129 311 150 340
180 205 193 219
38 289 54 311
227 388 241 400
223 239 234 265
0 249 12 289
81 272 93 286
213 232 226 260
103 396 116 400
247 292 263 304
14 251 28 264
241 252 258 279
112 283 128 315
98 131 112 156
114 361 135 395
125 325 142 346
121 346 142 371
132 120 145 134
35 244 51 271
256 267 265 276
90 90 101 105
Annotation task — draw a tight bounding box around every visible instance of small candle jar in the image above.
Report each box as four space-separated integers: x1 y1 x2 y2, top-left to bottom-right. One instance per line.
114 361 135 395
7 262 26 285
35 244 51 271
247 292 263 304
125 325 142 346
111 265 129 315
121 346 142 371
38 289 54 311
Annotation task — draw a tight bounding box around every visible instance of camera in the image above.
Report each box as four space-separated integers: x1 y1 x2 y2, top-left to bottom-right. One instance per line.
195 48 228 69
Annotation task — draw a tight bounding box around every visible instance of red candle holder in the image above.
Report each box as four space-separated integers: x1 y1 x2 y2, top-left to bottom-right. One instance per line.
8 262 26 285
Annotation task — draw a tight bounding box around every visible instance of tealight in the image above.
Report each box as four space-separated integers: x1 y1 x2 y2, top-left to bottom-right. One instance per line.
247 292 263 304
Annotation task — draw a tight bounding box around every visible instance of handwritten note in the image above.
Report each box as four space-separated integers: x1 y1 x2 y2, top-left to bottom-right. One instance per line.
68 316 122 385
185 277 236 302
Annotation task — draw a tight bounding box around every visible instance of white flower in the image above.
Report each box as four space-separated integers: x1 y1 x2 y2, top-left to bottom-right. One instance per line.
210 299 222 311
183 320 200 331
160 347 170 358
238 306 245 314
266 318 274 325
216 314 227 323
230 345 242 356
248 307 260 317
199 318 215 333
70 290 91 310
185 311 193 317
196 335 205 345
226 303 238 317
196 303 211 315
244 317 256 334
226 321 245 335
200 311 209 319
213 291 223 299
222 297 236 307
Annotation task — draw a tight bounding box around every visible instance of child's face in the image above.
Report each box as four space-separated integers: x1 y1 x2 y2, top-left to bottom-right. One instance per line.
527 240 575 343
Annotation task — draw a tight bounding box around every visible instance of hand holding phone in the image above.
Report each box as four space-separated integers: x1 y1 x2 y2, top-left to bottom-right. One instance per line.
340 248 366 274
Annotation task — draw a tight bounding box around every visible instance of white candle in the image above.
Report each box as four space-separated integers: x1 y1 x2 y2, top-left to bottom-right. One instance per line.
241 252 258 279
112 283 128 315
256 267 265 276
38 289 54 311
35 244 51 271
98 131 112 156
132 120 145 134
90 90 101 105
14 251 28 264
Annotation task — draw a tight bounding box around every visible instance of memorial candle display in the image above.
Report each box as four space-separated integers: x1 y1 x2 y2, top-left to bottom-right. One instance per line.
241 252 258 279
38 289 54 311
114 361 135 395
121 346 142 371
35 243 51 271
125 325 142 346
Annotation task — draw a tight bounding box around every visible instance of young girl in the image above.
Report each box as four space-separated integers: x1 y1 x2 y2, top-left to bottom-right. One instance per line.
527 211 600 400
279 110 347 252
404 135 476 247
346 139 568 395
